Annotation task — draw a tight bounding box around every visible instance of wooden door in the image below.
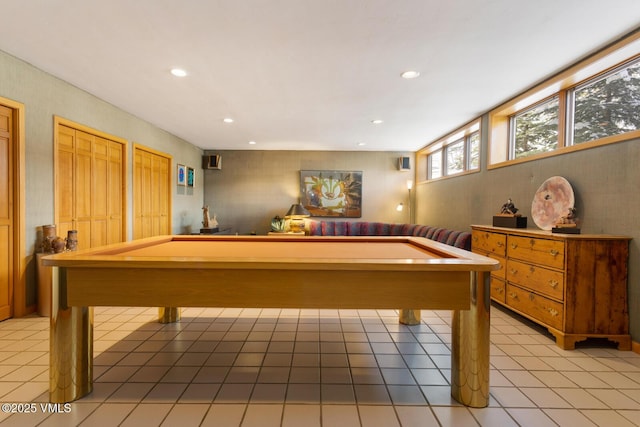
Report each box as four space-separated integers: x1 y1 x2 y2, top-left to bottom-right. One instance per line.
107 141 123 244
133 145 171 239
56 125 76 241
55 119 126 250
0 105 13 320
91 137 109 247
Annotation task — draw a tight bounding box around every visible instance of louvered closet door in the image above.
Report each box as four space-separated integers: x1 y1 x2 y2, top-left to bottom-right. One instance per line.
133 146 171 239
55 120 126 250
0 105 13 320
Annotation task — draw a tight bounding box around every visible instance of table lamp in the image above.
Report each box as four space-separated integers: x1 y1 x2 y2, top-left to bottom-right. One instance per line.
285 203 310 233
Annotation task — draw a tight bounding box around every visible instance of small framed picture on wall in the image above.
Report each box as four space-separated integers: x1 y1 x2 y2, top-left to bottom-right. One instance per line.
177 164 186 186
187 167 195 187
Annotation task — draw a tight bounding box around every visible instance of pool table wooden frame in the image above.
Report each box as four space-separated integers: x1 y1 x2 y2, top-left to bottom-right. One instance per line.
44 235 499 407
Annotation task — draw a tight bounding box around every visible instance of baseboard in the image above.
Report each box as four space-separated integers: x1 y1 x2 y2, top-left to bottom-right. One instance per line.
633 340 640 355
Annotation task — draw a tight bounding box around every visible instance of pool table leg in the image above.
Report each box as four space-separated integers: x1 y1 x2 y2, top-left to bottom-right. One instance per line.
399 309 421 325
50 267 93 403
158 307 181 323
451 271 490 408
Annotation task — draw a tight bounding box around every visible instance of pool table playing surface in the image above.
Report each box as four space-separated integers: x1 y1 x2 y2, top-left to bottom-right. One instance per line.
44 235 499 407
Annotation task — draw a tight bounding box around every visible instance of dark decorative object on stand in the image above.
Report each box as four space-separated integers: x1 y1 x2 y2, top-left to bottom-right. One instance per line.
493 198 527 228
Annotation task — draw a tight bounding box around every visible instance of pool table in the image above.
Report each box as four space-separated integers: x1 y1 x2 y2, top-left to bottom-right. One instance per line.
43 235 499 407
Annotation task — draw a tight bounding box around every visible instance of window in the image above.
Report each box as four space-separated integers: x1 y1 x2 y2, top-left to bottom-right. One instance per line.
429 151 442 179
419 120 481 182
570 58 640 145
445 139 464 175
488 31 640 168
511 96 559 158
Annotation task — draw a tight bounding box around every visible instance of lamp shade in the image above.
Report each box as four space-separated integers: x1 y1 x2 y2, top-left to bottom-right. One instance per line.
285 203 310 218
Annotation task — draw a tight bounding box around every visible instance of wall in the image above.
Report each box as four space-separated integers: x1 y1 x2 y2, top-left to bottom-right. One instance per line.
415 115 640 342
0 50 204 307
203 150 415 235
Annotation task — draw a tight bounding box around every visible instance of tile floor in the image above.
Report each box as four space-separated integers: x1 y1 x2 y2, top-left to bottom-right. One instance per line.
0 305 638 426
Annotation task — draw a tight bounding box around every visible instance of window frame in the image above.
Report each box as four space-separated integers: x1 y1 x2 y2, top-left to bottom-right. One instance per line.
488 31 640 169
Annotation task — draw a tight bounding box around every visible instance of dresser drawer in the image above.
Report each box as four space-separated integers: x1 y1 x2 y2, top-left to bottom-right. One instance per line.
506 284 563 330
472 230 506 257
506 259 564 301
490 277 506 303
507 235 564 269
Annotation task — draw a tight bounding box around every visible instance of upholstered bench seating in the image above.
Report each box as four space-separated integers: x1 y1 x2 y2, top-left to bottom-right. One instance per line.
308 221 471 251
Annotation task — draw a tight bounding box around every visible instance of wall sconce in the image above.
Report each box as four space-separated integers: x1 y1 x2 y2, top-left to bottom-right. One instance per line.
285 203 310 233
396 202 404 212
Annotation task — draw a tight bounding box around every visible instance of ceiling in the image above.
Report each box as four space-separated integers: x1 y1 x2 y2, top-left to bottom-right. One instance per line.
1 1 639 152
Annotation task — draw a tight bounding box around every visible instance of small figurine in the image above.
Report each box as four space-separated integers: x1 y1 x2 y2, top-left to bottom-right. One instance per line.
202 205 211 228
557 207 578 226
499 198 519 216
552 206 580 234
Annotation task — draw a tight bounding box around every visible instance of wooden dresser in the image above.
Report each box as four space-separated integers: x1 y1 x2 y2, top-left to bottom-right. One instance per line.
471 225 630 350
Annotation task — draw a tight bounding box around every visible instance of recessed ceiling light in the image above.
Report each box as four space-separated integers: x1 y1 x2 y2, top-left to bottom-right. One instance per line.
371 119 383 124
170 68 188 77
401 70 420 79
248 141 257 145
223 118 234 123
357 142 366 146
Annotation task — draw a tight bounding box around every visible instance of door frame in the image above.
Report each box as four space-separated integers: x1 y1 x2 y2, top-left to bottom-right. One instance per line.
1 96 26 316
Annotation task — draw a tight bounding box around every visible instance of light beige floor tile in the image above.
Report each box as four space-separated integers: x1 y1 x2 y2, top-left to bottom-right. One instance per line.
250 383 287 403
321 405 360 427
592 371 640 388
282 404 321 427
119 403 172 427
201 403 246 427
501 369 546 387
38 402 100 427
587 389 640 410
582 409 638 427
490 386 536 407
621 388 640 404
469 407 518 427
178 383 221 402
160 403 209 427
561 371 609 388
506 408 557 427
511 356 554 370
543 408 599 427
395 406 440 426
519 387 572 408
358 405 401 427
107 382 155 402
431 406 478 427
530 370 578 388
556 388 609 409
79 403 136 426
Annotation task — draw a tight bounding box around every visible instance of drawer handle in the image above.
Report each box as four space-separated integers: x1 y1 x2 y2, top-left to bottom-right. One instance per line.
496 241 504 247
508 292 519 301
548 308 559 317
529 266 536 273
550 249 559 257
509 269 518 275
529 293 535 301
529 239 536 247
549 280 559 289
510 243 518 249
